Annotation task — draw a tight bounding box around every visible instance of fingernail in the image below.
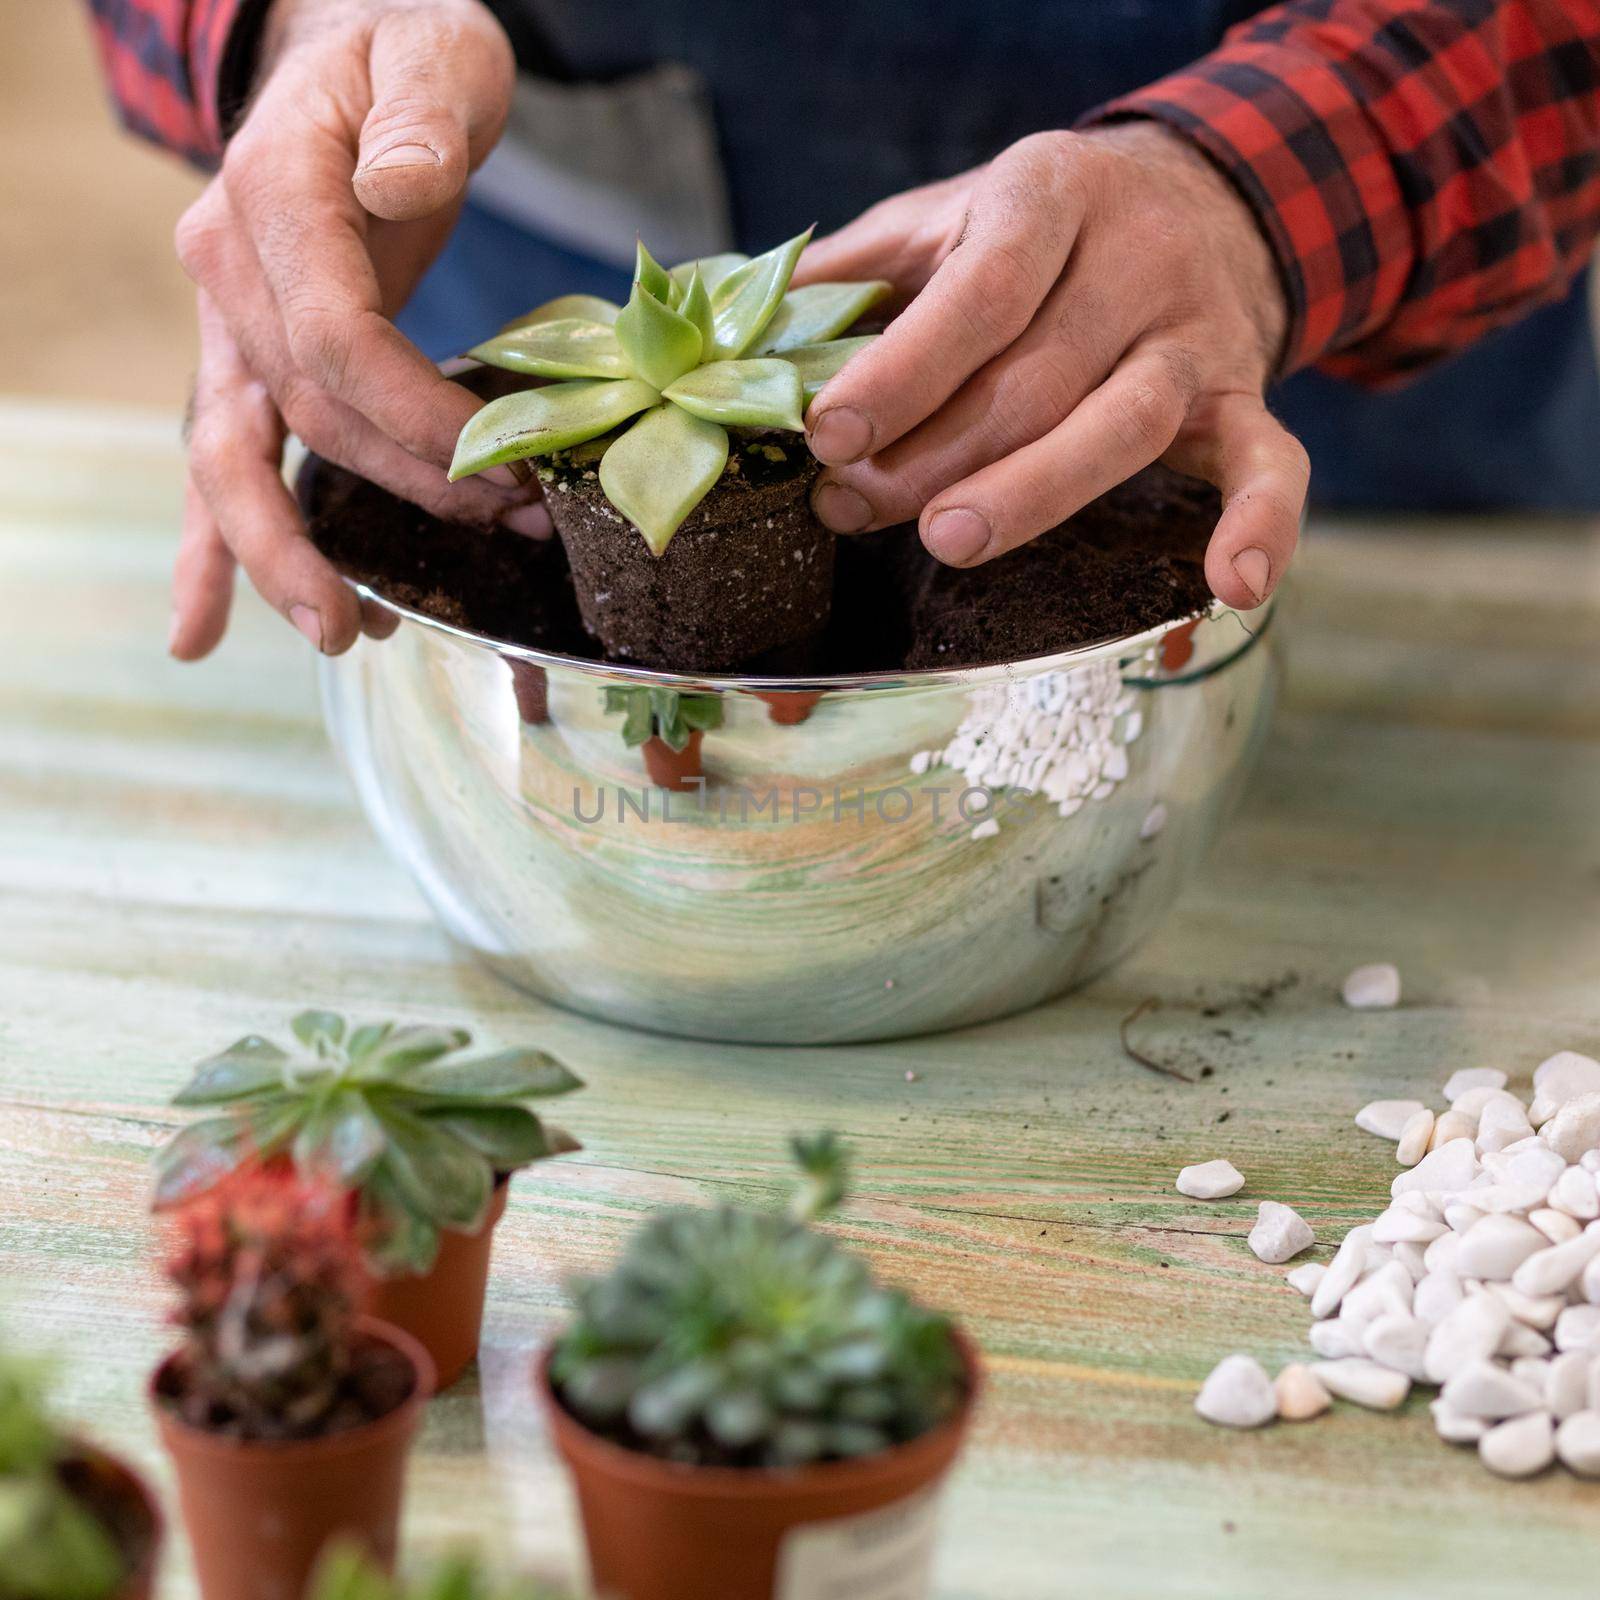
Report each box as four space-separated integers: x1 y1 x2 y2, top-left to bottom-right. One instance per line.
360 143 440 174
502 502 554 539
808 406 873 465
812 480 873 533
1231 546 1272 604
166 612 182 656
925 508 991 566
289 604 324 651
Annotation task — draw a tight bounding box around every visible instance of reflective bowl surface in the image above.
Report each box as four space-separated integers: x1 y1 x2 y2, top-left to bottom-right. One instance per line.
320 588 1277 1044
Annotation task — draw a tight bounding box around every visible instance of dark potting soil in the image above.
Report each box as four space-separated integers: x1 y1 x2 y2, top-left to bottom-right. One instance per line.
155 1334 416 1443
300 453 1218 675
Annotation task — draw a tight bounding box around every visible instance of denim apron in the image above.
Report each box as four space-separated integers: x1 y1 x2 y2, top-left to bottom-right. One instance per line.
399 0 1600 511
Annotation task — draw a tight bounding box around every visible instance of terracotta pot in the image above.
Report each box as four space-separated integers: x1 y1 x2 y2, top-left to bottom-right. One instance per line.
752 690 823 726
1160 617 1200 672
58 1446 163 1600
641 730 704 793
152 1318 434 1600
507 660 550 725
362 1178 509 1389
538 1332 979 1600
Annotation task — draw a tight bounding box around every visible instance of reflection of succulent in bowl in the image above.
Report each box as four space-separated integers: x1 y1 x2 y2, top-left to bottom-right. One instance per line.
318 586 1277 1044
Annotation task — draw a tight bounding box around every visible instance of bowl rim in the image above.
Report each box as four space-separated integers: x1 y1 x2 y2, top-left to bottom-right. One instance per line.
341 579 1268 695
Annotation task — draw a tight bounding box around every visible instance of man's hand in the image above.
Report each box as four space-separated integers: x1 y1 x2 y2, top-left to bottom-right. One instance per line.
795 125 1308 610
171 0 547 661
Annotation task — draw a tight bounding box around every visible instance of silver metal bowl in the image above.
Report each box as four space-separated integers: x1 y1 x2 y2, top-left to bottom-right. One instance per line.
320 591 1277 1044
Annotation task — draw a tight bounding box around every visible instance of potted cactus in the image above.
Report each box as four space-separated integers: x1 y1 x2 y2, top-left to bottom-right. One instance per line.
151 1164 433 1600
0 1345 162 1600
311 1542 578 1600
449 236 886 671
539 1135 978 1600
154 1012 582 1387
603 686 724 792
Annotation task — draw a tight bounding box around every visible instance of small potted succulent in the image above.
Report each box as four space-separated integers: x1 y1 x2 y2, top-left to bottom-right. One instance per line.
603 686 724 792
155 1012 582 1387
539 1135 978 1600
151 1164 433 1600
0 1345 162 1600
312 1542 577 1600
450 235 886 671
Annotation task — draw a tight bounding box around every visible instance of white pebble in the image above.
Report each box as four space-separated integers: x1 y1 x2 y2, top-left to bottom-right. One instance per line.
1423 1231 1462 1276
1396 1109 1435 1167
1175 1159 1245 1200
1286 1262 1326 1298
1363 1313 1430 1380
1414 1271 1465 1325
1356 1100 1426 1141
1195 1354 1276 1429
1309 1319 1364 1359
1479 1411 1555 1478
1453 1086 1524 1122
1392 1139 1478 1200
1441 1359 1543 1420
1274 1363 1330 1421
1444 1068 1508 1102
1342 963 1400 1010
1138 803 1167 840
1429 1111 1476 1151
1475 1098 1535 1155
1556 1410 1600 1476
1588 1355 1600 1413
970 818 1001 841
1431 1399 1486 1443
1341 1261 1413 1324
1372 1206 1445 1245
1312 1358 1410 1410
1456 1215 1548 1280
1547 1351 1591 1420
1534 1050 1600 1103
1543 1093 1600 1163
1486 1282 1563 1331
1529 1208 1582 1245
1550 1165 1600 1220
1555 1305 1600 1353
1312 1227 1374 1318
1425 1295 1511 1384
1249 1201 1314 1264
1515 1229 1600 1297
1498 1322 1551 1360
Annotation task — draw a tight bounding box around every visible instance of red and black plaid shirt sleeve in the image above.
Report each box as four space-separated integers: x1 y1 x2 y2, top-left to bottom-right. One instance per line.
1087 0 1600 382
86 0 264 170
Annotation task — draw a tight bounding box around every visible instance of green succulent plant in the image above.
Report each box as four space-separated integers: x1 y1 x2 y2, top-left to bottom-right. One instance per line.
0 1351 125 1600
603 685 724 752
154 1012 582 1275
550 1135 963 1469
449 232 886 554
312 1542 576 1600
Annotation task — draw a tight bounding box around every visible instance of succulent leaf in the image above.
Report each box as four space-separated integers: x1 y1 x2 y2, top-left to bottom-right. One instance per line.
423 1106 568 1168
753 281 891 354
362 1023 472 1076
501 293 621 331
709 228 813 359
404 1048 582 1099
669 252 748 296
449 380 659 479
771 336 876 400
315 1093 388 1186
662 359 804 431
369 1105 494 1231
603 685 656 748
677 268 714 350
613 279 703 391
292 1011 345 1052
633 241 675 306
598 405 729 556
468 318 631 380
172 1036 288 1105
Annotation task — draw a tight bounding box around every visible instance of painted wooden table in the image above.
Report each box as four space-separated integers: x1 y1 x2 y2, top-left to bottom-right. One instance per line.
2 398 1599 1599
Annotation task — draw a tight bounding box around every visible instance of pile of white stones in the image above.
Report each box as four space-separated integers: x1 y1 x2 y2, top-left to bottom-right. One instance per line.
1193 1047 1600 1479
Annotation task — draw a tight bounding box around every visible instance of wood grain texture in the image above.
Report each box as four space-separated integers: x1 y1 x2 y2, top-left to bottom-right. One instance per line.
2 400 1599 1598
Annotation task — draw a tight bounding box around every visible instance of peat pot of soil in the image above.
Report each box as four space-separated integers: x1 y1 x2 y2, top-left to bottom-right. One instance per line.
536 1138 979 1600
312 444 1280 1043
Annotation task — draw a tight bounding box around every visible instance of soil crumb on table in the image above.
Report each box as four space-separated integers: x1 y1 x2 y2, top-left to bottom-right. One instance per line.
300 457 1218 674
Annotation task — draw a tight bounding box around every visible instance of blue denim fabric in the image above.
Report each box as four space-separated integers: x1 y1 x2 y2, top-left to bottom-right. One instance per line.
400 0 1600 511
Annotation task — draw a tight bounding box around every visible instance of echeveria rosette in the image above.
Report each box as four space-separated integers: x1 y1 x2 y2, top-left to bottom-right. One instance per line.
154 1011 582 1275
549 1135 963 1469
603 686 723 753
449 232 889 555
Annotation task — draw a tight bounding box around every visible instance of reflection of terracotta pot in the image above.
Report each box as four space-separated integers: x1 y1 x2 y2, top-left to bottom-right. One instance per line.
58 1447 163 1600
753 690 823 726
507 660 550 725
153 1319 432 1600
538 1333 979 1600
642 730 704 792
361 1179 509 1390
1160 619 1200 672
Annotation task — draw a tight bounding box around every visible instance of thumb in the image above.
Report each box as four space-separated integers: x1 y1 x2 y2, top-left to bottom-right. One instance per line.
352 7 513 223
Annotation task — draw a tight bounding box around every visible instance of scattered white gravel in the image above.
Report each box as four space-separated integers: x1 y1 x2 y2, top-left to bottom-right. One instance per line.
1176 1159 1245 1200
1195 1355 1276 1428
1342 963 1401 1010
1194 1040 1600 1480
1249 1202 1315 1264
